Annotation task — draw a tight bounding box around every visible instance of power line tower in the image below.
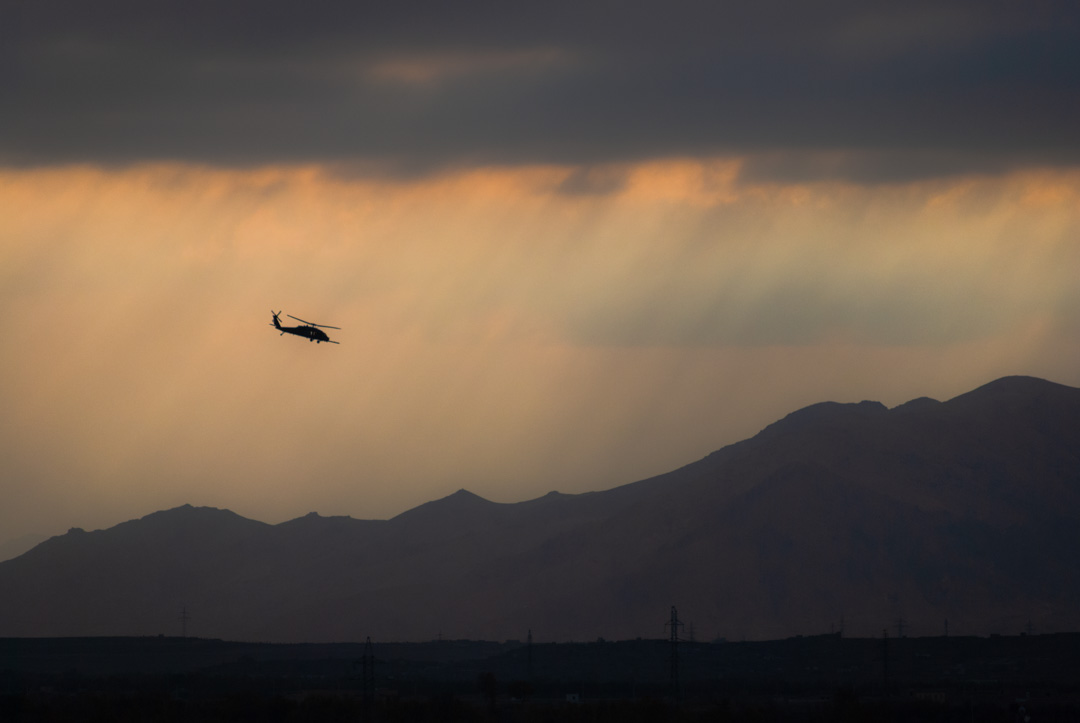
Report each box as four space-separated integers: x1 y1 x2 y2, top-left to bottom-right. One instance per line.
361 637 375 719
179 606 190 639
881 628 889 698
527 629 534 682
665 606 684 708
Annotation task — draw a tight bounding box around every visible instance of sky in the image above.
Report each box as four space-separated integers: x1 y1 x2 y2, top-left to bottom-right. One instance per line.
2 0 1079 542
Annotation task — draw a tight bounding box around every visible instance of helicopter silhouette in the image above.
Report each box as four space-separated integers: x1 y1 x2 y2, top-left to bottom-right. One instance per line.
270 311 340 344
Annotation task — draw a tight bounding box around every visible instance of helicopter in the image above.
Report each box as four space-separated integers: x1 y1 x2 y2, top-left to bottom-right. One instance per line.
270 311 340 344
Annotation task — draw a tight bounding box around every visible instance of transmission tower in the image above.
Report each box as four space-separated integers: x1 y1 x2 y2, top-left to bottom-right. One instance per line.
881 628 889 697
665 606 684 707
179 606 190 639
527 629 534 681
361 636 375 719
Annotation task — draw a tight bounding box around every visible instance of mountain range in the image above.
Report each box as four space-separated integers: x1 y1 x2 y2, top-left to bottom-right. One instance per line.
2 375 1078 642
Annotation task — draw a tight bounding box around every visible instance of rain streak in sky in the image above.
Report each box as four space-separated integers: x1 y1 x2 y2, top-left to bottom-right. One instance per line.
2 0 1079 542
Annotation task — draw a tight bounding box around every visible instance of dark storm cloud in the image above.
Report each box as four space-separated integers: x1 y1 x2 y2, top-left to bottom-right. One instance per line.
4 0 1079 179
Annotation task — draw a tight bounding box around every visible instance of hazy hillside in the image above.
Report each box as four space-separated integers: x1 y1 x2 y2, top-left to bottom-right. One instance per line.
2 376 1078 642
0 532 50 563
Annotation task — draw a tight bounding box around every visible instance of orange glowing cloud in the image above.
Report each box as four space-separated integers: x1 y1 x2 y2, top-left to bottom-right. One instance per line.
1 161 1078 543
365 48 574 85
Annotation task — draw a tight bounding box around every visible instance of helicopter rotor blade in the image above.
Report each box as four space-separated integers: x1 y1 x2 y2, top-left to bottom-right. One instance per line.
287 314 340 329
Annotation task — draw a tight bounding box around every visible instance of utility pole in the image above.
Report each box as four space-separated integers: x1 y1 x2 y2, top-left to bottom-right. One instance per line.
179 606 190 639
665 606 684 708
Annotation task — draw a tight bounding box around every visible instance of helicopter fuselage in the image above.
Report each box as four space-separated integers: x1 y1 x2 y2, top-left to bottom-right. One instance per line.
270 311 339 343
280 324 331 342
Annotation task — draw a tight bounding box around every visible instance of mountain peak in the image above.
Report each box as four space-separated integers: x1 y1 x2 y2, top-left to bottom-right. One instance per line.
391 488 496 526
109 505 270 542
146 503 210 516
137 504 244 523
946 376 1079 413
891 396 941 413
962 375 1070 398
760 399 887 438
428 488 491 508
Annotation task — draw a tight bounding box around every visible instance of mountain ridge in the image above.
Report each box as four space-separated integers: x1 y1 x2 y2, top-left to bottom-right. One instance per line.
3 375 1078 642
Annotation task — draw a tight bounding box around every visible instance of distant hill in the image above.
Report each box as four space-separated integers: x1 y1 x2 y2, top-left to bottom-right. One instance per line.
2 376 1078 642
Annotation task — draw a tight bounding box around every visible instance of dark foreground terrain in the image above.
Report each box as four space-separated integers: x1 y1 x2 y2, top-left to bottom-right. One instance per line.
2 633 1079 721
